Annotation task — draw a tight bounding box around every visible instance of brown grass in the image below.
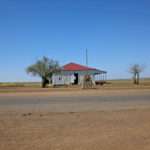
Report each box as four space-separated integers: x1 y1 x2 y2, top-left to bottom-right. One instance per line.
0 79 150 94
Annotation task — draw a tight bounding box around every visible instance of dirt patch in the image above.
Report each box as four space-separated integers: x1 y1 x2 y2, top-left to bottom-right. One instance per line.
0 109 150 150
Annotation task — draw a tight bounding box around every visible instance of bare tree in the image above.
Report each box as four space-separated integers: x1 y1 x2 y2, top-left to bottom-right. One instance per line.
26 56 60 88
129 64 144 85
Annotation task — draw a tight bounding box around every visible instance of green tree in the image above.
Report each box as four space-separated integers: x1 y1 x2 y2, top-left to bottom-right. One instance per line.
129 64 144 85
26 56 60 88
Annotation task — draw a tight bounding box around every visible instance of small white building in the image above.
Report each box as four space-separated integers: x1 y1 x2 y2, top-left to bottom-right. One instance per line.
52 62 107 86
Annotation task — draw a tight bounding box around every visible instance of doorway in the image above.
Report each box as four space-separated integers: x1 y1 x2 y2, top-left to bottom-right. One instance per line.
74 73 79 85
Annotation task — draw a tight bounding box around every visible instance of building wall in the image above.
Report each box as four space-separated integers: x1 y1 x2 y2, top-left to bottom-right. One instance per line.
52 75 71 85
52 71 97 86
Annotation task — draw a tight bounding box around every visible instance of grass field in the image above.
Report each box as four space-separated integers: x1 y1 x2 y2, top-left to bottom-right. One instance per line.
0 82 41 87
1 78 150 87
104 78 150 89
0 78 150 93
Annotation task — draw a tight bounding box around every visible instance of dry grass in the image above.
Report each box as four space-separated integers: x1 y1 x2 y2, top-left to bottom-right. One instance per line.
0 79 150 93
1 108 150 150
107 78 150 86
0 82 41 88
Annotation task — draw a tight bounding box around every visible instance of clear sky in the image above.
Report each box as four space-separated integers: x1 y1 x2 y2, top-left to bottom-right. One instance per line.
0 0 150 82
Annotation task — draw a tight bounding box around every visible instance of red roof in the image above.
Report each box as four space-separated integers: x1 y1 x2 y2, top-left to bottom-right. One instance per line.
62 62 98 71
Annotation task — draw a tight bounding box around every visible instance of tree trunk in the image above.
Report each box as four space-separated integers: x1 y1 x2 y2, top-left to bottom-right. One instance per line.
133 73 137 84
137 73 140 85
41 77 47 88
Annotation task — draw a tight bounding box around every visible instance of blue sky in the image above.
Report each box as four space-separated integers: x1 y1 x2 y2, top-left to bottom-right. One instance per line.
0 0 150 82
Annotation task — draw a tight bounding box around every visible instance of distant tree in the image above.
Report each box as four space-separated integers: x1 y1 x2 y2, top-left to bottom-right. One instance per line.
26 57 60 88
129 64 144 85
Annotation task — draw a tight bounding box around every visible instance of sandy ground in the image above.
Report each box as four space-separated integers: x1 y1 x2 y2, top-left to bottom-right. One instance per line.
1 89 150 150
1 109 150 150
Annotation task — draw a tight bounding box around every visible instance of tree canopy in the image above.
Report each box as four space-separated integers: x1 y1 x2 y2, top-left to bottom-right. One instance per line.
26 56 60 87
